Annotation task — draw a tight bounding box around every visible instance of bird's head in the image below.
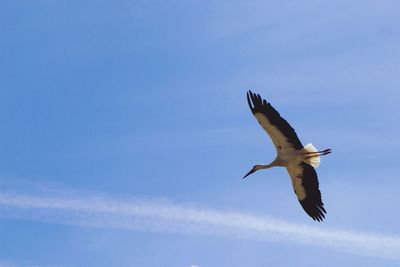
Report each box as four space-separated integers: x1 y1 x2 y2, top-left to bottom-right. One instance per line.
242 165 262 179
243 163 275 179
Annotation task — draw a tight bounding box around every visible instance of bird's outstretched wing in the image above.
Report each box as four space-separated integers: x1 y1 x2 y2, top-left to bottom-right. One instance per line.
286 162 326 221
246 91 303 151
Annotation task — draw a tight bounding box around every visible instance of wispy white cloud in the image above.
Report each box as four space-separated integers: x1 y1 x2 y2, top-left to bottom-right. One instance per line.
0 191 399 260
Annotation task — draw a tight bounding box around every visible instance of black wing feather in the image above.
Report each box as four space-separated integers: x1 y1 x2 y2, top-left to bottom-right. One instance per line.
246 90 303 150
298 162 326 221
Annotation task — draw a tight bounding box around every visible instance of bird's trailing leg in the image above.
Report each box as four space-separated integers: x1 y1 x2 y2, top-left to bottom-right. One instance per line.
301 148 332 156
304 149 332 160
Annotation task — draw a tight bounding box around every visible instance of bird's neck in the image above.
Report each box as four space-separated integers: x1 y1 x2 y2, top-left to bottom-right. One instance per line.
256 158 282 170
255 163 274 170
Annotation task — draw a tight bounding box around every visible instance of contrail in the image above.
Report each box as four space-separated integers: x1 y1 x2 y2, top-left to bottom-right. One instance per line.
0 192 399 260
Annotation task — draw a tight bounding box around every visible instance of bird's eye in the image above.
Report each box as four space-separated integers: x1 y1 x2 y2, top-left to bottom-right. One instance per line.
278 146 282 149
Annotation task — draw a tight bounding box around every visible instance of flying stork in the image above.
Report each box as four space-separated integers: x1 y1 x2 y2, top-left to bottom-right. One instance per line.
243 91 331 221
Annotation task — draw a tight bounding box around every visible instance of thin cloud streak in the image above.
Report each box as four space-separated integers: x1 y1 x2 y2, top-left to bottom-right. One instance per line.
0 192 399 260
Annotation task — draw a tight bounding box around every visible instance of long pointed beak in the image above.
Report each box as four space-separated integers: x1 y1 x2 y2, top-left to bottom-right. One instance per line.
243 168 256 179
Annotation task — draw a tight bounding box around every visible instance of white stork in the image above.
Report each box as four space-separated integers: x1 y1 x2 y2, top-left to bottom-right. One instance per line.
243 91 331 222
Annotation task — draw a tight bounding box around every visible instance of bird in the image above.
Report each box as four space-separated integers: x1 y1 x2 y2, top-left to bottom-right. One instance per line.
243 91 331 222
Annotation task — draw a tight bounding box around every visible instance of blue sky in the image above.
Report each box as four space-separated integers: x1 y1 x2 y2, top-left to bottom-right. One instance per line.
1 0 400 266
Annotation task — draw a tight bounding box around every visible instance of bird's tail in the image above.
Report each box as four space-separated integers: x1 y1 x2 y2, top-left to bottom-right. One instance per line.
302 143 321 168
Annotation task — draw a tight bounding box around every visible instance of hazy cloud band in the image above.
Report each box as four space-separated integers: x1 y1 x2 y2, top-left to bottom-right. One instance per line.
0 192 399 260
